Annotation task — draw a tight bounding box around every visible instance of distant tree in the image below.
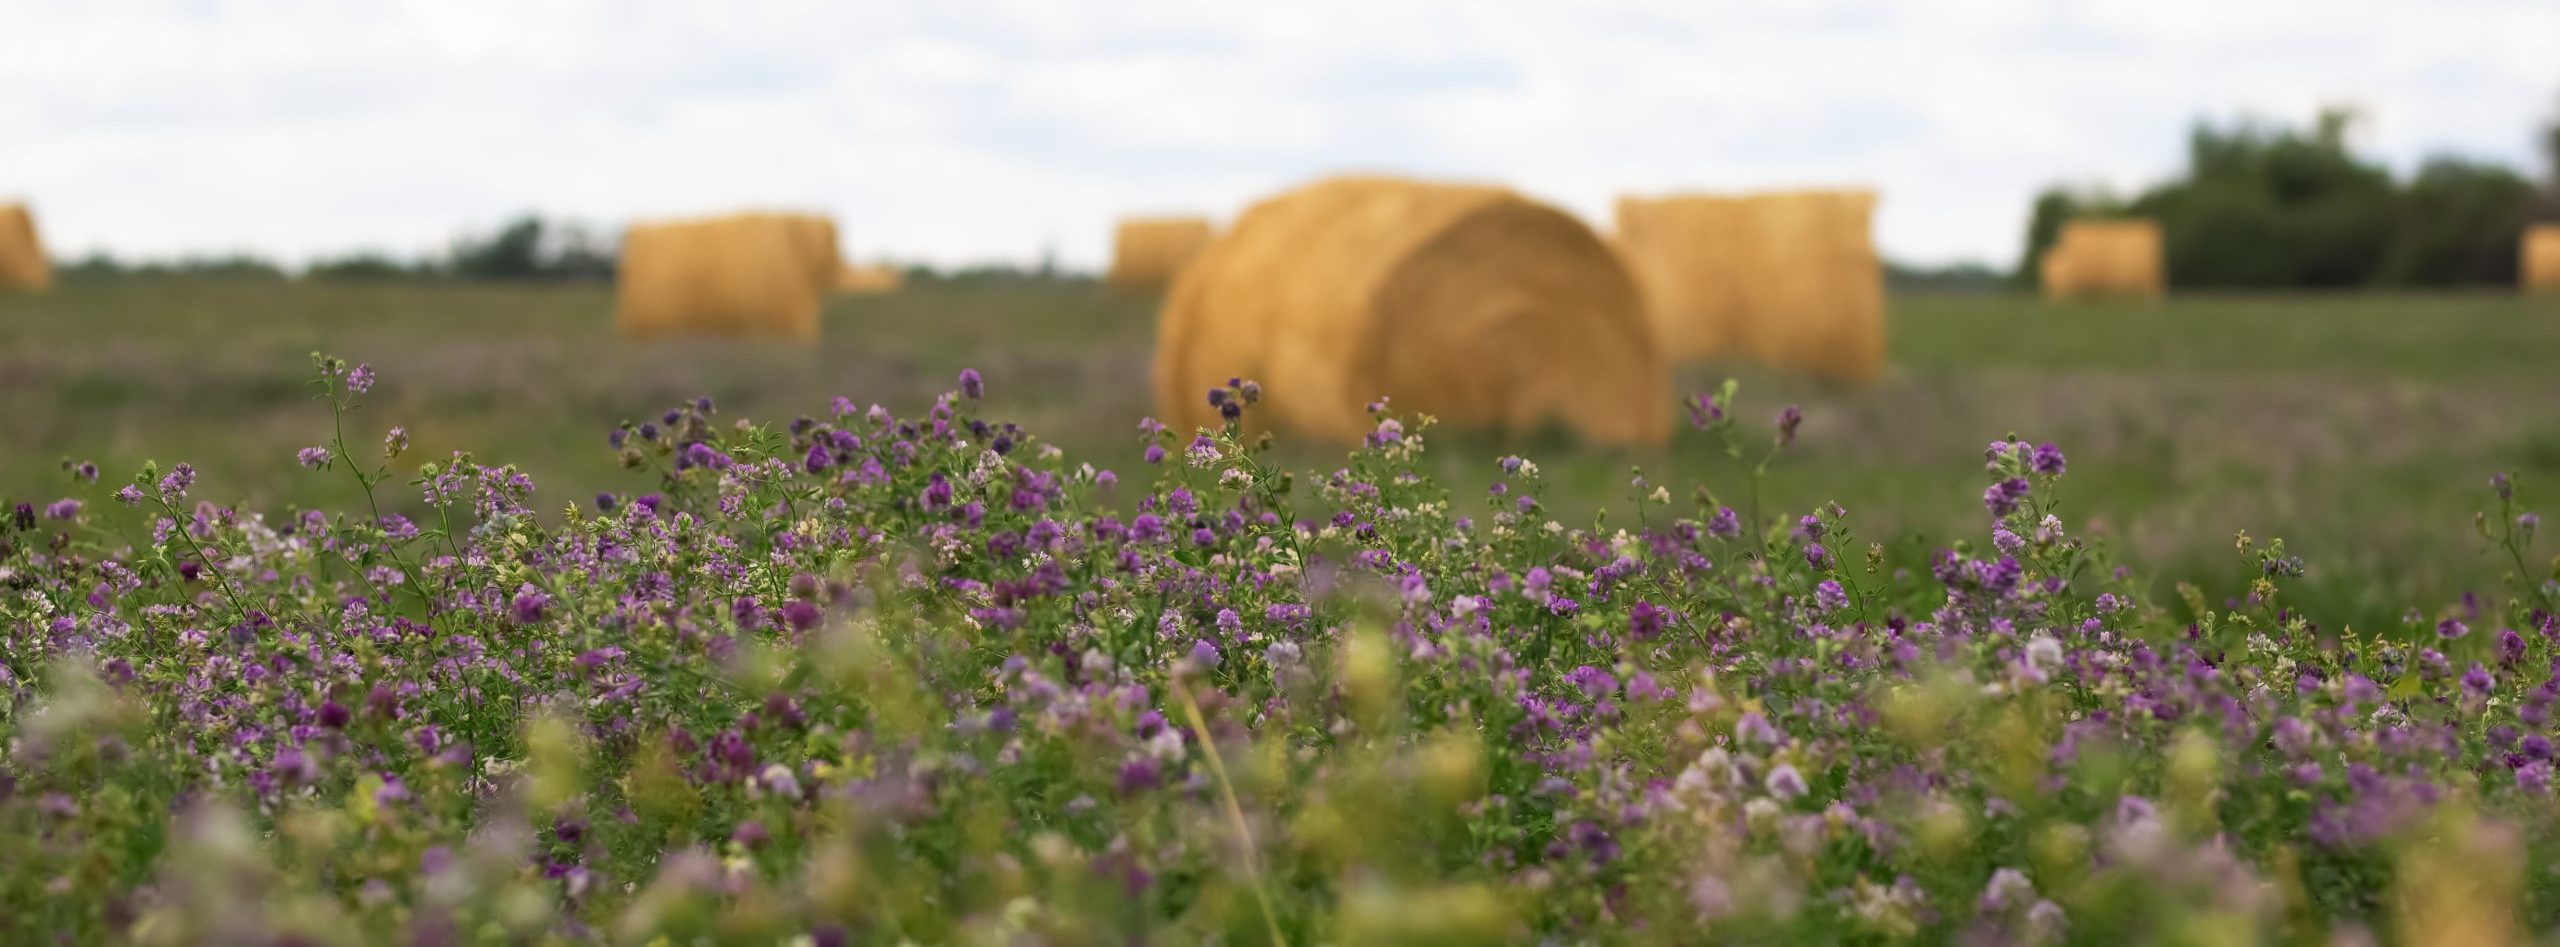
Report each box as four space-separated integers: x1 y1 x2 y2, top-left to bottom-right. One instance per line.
2543 93 2560 188
2378 158 2534 286
306 252 421 281
450 215 549 280
446 214 614 281
544 223 616 281
2018 106 2552 290
2128 108 2398 288
139 255 288 280
54 253 127 282
1889 260 2008 295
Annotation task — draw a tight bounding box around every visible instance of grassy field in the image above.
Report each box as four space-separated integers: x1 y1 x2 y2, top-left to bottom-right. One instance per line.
5 277 2557 630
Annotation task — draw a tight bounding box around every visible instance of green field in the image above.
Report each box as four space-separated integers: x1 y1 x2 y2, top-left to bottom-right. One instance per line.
5 278 2556 629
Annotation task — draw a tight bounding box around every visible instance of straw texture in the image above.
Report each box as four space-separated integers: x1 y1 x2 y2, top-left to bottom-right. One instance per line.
1155 176 1667 445
0 203 51 293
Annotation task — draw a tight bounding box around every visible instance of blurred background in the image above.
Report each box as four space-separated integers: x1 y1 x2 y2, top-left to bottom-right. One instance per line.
3 0 2558 629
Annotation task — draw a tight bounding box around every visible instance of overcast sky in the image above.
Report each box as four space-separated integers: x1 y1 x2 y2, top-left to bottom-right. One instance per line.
4 0 2555 270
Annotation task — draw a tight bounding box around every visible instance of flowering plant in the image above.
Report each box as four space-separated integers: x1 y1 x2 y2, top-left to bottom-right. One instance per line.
1 356 2554 945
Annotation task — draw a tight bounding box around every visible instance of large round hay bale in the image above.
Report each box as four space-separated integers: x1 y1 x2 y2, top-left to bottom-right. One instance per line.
1153 176 1667 445
2041 218 2164 302
615 213 827 340
0 202 51 293
2523 224 2560 295
1107 216 1214 292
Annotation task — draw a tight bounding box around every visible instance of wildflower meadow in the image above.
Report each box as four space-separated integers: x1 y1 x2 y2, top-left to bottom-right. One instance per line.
3 355 2556 946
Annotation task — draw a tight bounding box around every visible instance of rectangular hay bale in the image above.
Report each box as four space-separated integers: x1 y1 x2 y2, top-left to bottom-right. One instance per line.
1108 216 1213 291
1613 189 1884 382
2041 218 2164 302
2524 224 2560 295
615 213 828 340
0 202 51 292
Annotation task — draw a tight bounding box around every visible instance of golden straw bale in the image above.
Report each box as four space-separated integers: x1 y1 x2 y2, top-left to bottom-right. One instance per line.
1153 175 1667 446
1108 216 1214 291
1613 194 1758 359
615 213 826 340
0 202 51 292
2522 224 2560 295
1746 190 1885 383
1613 190 1885 381
835 262 904 295
733 212 842 294
2041 218 2164 301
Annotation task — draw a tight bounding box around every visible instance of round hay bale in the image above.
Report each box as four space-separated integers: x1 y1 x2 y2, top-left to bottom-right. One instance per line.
0 202 52 293
1153 175 1668 446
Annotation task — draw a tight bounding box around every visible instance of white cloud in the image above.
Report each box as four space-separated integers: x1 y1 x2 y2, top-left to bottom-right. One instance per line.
1 0 2552 269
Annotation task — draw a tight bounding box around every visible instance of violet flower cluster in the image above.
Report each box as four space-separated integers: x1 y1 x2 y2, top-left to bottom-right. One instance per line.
1 355 2556 946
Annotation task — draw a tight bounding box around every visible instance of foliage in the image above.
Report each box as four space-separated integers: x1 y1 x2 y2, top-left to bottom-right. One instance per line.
2021 108 2550 289
2 358 2558 944
305 252 428 281
448 214 615 282
56 253 290 282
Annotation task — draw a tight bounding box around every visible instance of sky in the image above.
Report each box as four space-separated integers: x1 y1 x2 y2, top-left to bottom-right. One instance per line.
4 0 2556 271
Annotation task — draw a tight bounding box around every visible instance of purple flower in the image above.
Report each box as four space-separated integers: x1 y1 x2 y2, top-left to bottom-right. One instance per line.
509 585 550 625
345 363 375 394
958 368 984 400
1706 507 1741 538
1116 758 1161 796
1143 443 1166 465
297 446 333 469
1568 665 1618 699
1775 405 1802 446
1628 601 1668 640
1764 763 1808 799
42 499 79 520
1814 579 1849 613
803 443 831 473
2438 619 2470 640
1686 392 1725 429
2030 442 2067 476
1985 477 2031 517
1188 640 1223 671
158 463 196 501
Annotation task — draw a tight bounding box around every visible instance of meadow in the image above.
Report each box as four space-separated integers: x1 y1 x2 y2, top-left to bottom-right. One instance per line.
4 277 2556 629
5 283 2560 942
